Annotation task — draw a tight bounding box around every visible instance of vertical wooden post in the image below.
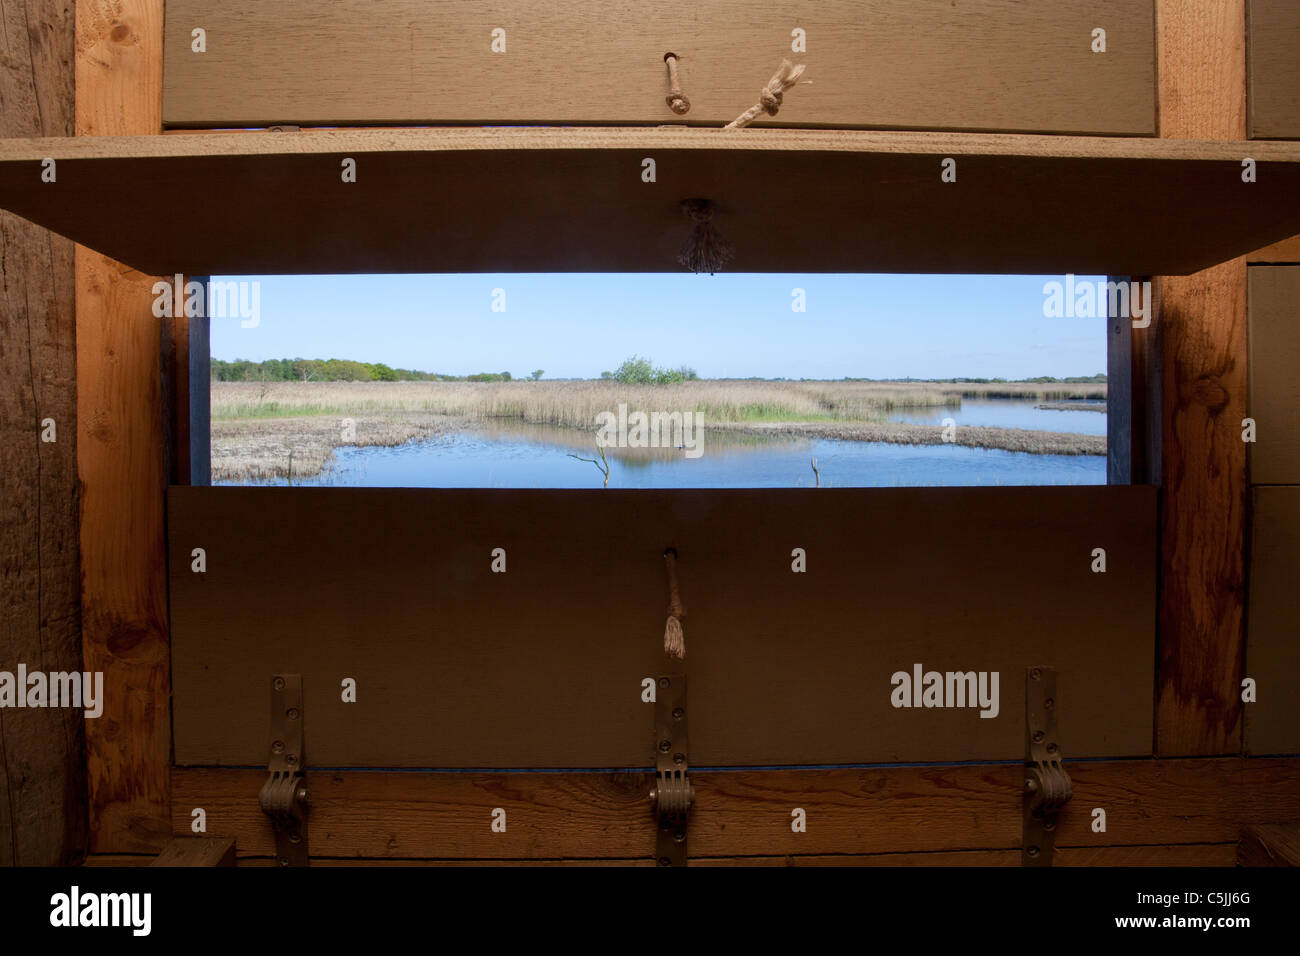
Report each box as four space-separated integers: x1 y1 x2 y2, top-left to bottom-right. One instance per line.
1153 1 1249 756
0 0 87 866
76 0 172 852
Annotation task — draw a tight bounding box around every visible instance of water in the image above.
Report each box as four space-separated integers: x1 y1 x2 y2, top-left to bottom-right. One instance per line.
258 401 1106 489
887 398 1107 435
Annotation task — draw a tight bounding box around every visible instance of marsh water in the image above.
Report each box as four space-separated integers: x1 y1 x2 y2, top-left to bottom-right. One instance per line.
257 399 1106 488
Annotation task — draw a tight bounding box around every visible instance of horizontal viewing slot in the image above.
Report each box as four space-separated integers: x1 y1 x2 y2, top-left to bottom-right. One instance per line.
168 485 1156 769
202 273 1113 490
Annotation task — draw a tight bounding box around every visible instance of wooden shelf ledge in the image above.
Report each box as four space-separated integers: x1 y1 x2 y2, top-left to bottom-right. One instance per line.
2 128 1299 275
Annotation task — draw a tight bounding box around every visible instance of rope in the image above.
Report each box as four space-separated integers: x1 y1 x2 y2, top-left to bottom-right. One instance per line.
724 59 806 129
676 199 733 275
663 548 686 659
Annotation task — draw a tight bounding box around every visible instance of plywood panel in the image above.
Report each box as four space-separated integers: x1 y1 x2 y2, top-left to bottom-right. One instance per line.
162 0 1156 135
1245 487 1300 755
2 129 1300 276
1248 0 1300 139
169 486 1156 767
1248 267 1300 484
169 758 1300 859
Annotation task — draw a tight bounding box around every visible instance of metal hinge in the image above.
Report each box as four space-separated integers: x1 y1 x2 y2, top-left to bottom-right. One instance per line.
265 125 301 132
258 674 309 866
1023 666 1072 866
649 671 693 866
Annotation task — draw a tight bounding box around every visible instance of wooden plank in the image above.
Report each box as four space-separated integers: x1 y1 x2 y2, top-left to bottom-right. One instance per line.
3 129 1300 276
1153 0 1249 757
168 486 1156 767
1248 233 1300 263
170 758 1300 859
1247 267 1300 484
1248 0 1300 139
0 0 87 867
150 836 236 867
162 0 1156 135
1245 487 1300 755
1239 824 1300 866
75 0 172 854
89 844 1238 866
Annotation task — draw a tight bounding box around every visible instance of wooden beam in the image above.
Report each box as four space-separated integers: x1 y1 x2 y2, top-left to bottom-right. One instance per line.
85 844 1241 866
1239 824 1300 866
1248 233 1300 263
75 0 172 853
161 0 1157 135
171 758 1300 860
0 0 86 867
1152 0 1249 757
3 130 1300 276
150 836 235 867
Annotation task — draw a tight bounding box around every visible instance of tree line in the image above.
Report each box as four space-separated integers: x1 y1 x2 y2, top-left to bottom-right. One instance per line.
210 358 512 383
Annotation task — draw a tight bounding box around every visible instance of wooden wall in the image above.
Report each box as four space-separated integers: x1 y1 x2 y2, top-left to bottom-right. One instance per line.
0 0 86 867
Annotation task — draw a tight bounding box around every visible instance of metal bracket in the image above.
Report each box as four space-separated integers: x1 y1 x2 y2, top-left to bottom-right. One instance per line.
1023 666 1072 866
258 674 309 866
649 671 693 866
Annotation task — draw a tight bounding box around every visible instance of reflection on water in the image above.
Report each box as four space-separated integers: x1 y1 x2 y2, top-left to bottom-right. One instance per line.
262 419 1104 490
887 398 1107 435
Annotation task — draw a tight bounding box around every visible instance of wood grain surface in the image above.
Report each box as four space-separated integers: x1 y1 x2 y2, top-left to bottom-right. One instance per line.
169 758 1300 861
0 0 87 867
2 128 1299 276
161 0 1156 134
75 0 173 853
1153 0 1250 757
168 486 1157 767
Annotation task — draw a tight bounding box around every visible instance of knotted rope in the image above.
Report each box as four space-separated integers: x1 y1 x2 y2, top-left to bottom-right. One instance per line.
724 59 806 129
676 198 733 275
663 547 686 659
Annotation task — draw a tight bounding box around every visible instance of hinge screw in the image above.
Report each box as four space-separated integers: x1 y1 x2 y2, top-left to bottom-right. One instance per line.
672 707 684 720
1032 730 1045 743
659 739 672 752
673 753 685 764
273 677 285 691
271 740 285 754
286 708 300 720
659 678 670 689
1026 845 1040 858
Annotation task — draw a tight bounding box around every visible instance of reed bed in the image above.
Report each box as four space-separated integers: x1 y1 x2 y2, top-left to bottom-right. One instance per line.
212 379 1106 429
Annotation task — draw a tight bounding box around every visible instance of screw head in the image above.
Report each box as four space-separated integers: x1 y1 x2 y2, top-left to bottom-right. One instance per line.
285 754 297 766
1032 730 1045 743
1030 668 1042 681
1026 845 1040 858
1047 742 1058 754
273 677 285 691
672 707 684 720
1044 697 1055 710
271 740 285 754
286 707 300 720
673 752 685 764
658 739 671 752
659 678 670 689
658 856 672 867
673 830 686 843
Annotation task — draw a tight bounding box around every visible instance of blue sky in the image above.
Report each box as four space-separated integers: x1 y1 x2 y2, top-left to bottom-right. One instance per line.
210 273 1106 380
